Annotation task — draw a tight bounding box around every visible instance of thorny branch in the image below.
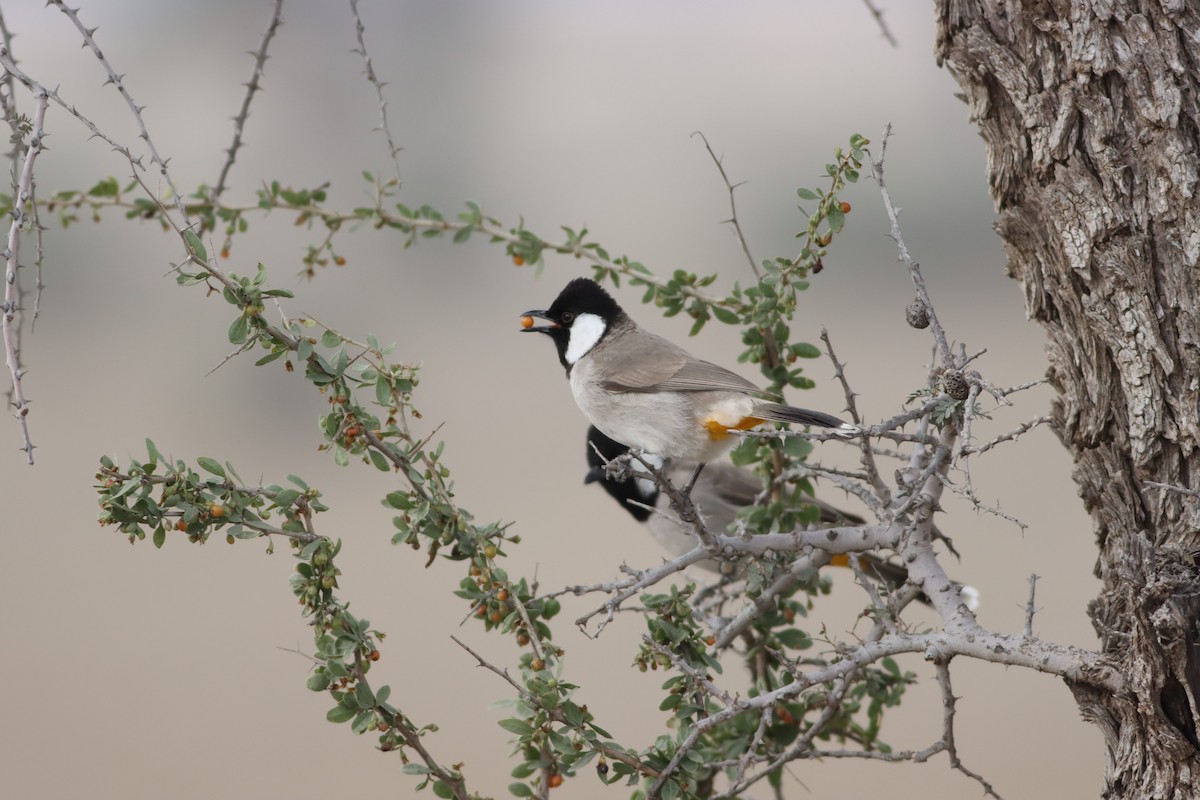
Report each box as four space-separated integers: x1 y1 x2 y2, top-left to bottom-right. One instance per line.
47 1 191 223
349 0 404 187
870 124 953 367
693 131 759 279
212 0 284 201
0 67 44 464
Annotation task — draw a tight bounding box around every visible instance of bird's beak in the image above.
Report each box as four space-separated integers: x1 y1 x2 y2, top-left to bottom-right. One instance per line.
520 309 557 334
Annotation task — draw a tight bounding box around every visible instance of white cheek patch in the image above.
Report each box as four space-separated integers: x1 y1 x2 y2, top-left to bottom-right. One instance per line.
564 313 607 364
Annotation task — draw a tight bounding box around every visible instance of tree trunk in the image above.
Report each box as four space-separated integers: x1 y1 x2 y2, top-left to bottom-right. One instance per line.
935 2 1200 797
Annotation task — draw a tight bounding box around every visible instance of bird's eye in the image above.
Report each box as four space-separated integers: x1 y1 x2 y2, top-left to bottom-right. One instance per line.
560 311 575 325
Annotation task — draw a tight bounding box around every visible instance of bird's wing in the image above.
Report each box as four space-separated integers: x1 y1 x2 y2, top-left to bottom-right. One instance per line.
601 330 766 395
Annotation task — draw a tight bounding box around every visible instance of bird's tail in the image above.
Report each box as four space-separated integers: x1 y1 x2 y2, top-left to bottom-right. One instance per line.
753 402 855 433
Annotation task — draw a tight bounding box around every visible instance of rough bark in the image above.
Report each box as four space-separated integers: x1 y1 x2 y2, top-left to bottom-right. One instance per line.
935 2 1200 797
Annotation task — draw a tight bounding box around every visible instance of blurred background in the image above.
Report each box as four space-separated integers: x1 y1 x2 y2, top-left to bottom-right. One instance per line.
1 2 1102 798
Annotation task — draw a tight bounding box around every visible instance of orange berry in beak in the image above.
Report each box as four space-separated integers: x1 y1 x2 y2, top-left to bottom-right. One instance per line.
520 315 534 329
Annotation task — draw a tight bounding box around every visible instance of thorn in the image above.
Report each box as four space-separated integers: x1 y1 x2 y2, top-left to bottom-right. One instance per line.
86 26 98 37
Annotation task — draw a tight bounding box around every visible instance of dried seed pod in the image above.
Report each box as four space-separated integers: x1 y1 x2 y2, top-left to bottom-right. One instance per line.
906 301 930 329
942 369 970 401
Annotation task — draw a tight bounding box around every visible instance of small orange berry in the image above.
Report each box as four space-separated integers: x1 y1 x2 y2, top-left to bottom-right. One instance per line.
334 256 346 266
176 518 188 531
369 650 381 662
513 255 525 267
839 201 852 213
489 610 504 624
520 315 534 329
496 589 509 602
530 658 545 671
548 774 563 788
220 248 230 259
209 504 225 518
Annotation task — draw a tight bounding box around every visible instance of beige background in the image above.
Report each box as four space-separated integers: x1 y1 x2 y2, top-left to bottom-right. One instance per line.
1 2 1103 798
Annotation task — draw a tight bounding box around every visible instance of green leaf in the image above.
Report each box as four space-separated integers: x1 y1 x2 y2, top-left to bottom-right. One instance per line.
791 342 821 359
711 305 739 325
87 177 119 197
402 764 432 775
183 230 208 261
796 187 821 200
385 491 413 510
776 628 812 650
228 314 249 344
369 449 391 472
152 526 166 549
255 348 285 366
498 718 535 737
355 682 376 709
326 705 356 724
375 685 390 705
351 710 373 734
508 782 533 797
196 457 226 478
272 488 301 508
432 781 454 799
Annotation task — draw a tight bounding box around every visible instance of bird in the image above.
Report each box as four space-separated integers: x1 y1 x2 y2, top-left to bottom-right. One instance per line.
521 277 854 466
583 425 979 610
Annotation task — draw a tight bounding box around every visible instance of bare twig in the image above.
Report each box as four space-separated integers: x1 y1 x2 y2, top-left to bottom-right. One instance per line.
714 552 830 648
822 327 891 504
860 0 899 47
349 0 404 186
869 125 952 367
1024 574 1040 638
961 415 1053 456
934 662 1003 798
693 131 758 278
953 382 982 505
212 0 284 201
0 74 45 463
48 1 190 223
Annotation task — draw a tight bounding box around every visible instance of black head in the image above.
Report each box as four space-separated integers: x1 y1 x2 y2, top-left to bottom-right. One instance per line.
584 425 655 522
521 278 626 371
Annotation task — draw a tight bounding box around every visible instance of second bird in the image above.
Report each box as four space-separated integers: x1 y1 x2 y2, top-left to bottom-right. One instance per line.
521 277 853 462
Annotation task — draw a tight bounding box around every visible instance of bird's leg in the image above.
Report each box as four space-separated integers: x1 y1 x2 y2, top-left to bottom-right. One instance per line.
603 450 638 483
680 462 707 497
